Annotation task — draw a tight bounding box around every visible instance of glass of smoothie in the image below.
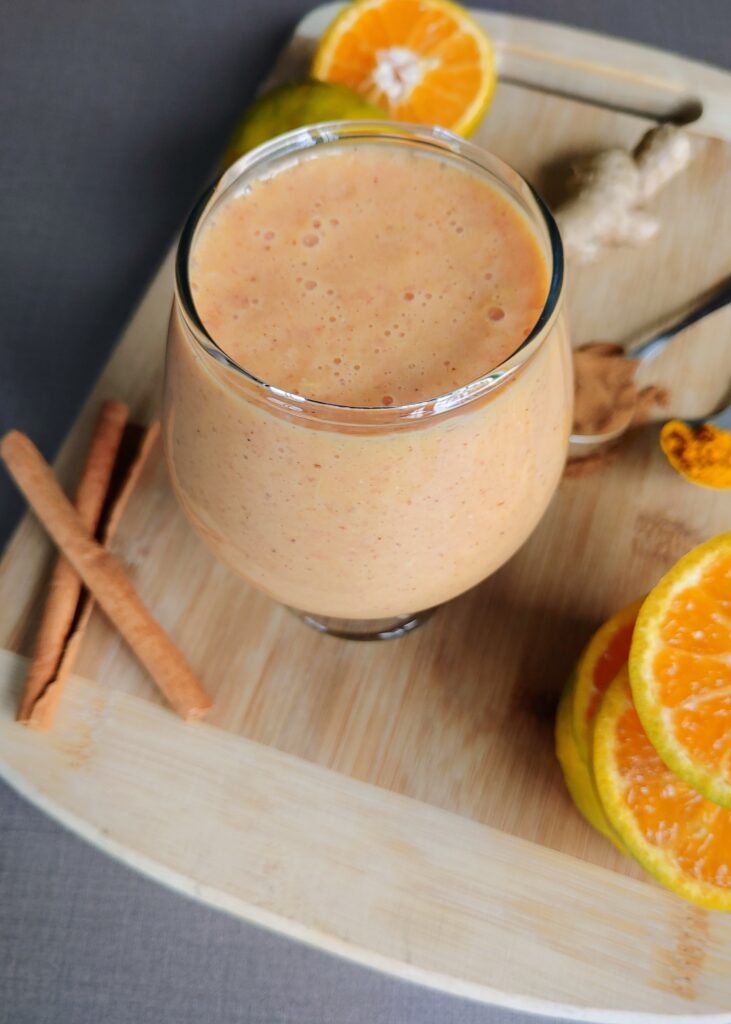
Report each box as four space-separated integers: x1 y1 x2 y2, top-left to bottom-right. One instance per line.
164 122 571 639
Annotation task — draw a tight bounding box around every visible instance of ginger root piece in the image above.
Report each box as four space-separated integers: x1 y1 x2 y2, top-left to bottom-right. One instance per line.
555 125 694 262
634 124 694 201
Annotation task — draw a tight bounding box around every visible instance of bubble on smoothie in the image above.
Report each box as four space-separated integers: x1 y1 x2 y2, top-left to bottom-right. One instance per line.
263 230 275 240
190 147 548 409
333 357 341 365
489 307 505 321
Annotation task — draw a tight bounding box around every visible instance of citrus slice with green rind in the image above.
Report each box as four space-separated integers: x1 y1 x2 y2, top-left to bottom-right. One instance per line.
594 668 731 910
629 532 731 808
572 598 643 764
555 676 626 851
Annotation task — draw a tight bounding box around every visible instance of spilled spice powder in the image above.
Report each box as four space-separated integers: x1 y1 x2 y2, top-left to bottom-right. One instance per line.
563 444 622 478
633 384 670 425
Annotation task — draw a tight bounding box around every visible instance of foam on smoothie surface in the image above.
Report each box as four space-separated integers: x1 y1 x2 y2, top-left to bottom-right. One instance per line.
190 146 549 407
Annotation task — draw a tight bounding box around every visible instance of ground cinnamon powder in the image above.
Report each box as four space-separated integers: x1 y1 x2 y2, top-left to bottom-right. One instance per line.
567 342 669 477
572 342 669 437
572 343 639 436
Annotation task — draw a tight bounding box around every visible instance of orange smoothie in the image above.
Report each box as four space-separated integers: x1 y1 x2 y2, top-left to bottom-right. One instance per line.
164 130 571 624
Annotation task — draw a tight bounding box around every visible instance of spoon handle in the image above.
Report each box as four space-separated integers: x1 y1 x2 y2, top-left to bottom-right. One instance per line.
628 274 731 361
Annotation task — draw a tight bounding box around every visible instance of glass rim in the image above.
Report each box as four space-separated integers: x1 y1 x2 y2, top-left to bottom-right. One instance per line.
174 120 565 422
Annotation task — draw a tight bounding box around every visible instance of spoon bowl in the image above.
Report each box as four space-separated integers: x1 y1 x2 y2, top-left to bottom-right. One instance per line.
568 274 731 458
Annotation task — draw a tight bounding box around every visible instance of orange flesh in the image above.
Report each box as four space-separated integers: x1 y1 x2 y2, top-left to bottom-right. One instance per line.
653 554 731 784
615 681 731 888
319 0 487 124
587 620 636 722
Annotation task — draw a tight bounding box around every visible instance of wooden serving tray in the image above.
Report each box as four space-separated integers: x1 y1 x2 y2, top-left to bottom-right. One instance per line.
2 6 731 1018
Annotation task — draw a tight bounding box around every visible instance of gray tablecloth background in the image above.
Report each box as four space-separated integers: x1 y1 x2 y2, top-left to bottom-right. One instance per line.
1 2 728 1022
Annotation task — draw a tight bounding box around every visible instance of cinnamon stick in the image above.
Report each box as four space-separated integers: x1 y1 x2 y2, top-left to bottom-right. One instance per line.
17 400 129 725
2 430 212 721
26 421 161 729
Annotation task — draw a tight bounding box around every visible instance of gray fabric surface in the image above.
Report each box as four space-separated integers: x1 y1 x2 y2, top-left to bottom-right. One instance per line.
1 782 572 1024
0 2 729 1022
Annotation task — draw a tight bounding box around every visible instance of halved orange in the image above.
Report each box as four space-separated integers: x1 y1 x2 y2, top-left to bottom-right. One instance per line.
555 676 625 850
311 0 496 136
572 598 644 764
629 533 731 808
594 669 731 910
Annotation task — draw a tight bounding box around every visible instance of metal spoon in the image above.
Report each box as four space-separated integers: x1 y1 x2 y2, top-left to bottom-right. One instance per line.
569 274 731 454
684 401 731 434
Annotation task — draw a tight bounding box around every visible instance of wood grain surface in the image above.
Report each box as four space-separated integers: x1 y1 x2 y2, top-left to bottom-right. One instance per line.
1 7 730 1018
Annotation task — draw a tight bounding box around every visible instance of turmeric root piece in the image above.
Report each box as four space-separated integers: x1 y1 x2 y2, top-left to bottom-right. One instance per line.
555 125 695 262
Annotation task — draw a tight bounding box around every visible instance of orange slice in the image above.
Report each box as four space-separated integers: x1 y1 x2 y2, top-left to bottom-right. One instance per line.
311 0 496 136
594 669 731 910
572 598 644 764
629 532 731 808
555 676 625 851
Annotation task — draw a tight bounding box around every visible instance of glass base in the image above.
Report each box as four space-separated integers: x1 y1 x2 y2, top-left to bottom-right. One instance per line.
293 608 436 640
